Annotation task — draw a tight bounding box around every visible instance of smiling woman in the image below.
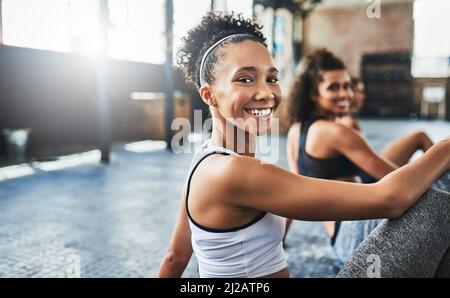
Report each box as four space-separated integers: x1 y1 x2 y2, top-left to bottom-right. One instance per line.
283 49 437 267
198 40 280 139
158 12 450 278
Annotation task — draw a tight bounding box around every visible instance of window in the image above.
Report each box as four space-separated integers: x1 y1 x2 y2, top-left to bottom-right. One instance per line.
108 0 165 64
173 0 210 61
212 0 253 19
2 0 100 54
2 0 256 65
223 0 253 20
412 0 450 78
1 0 166 64
172 0 254 63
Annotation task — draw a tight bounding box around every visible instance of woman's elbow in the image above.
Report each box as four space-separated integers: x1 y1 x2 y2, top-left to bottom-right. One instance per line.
167 248 191 264
158 249 191 277
384 197 405 220
377 183 413 220
366 157 394 180
163 250 178 265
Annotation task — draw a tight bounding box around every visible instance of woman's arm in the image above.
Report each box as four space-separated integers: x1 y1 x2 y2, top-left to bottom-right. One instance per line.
337 115 361 131
286 123 301 174
208 139 449 222
330 123 399 179
284 124 301 240
158 190 193 278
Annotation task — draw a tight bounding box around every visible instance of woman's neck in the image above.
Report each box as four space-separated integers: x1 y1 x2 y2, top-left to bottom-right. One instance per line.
312 108 336 120
208 121 256 157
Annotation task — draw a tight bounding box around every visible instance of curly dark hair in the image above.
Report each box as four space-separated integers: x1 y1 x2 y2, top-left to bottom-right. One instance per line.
176 12 267 89
286 48 346 125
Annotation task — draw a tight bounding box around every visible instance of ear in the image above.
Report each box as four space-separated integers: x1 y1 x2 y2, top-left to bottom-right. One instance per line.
198 85 217 107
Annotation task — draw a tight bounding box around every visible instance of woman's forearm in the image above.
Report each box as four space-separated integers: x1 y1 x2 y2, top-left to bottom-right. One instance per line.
381 139 450 217
158 251 191 277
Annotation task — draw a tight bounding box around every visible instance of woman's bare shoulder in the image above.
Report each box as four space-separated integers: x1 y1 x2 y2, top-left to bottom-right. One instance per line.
310 118 346 135
192 153 258 200
289 122 302 131
338 115 360 130
287 122 301 140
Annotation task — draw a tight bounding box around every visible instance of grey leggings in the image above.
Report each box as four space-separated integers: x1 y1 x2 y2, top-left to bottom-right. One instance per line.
337 173 450 278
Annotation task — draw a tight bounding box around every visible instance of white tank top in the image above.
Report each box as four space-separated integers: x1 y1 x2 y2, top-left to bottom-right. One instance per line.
185 143 287 278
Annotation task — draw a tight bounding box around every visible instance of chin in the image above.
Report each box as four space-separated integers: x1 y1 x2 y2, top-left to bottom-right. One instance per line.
244 128 263 136
256 125 272 136
335 108 350 116
236 115 271 134
255 130 269 136
242 124 270 136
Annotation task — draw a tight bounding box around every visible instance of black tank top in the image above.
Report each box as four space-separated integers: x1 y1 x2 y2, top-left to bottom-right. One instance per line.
298 116 361 179
298 116 377 245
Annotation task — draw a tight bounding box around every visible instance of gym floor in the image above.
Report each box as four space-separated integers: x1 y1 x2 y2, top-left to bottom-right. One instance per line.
0 119 449 277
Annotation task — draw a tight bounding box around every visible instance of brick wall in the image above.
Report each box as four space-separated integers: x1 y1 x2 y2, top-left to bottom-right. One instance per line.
303 2 414 77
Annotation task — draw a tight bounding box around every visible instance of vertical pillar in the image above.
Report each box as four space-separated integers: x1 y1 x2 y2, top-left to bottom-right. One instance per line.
446 78 450 121
0 0 3 45
164 0 174 151
97 0 110 163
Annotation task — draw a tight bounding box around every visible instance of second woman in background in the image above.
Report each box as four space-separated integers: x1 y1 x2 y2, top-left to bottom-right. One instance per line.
284 49 434 266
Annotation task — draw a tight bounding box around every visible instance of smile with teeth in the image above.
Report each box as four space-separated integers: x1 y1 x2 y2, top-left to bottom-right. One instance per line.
244 107 273 117
336 101 350 108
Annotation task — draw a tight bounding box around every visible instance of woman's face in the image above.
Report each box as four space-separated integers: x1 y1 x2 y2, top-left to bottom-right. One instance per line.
352 82 365 112
205 40 282 136
314 70 354 117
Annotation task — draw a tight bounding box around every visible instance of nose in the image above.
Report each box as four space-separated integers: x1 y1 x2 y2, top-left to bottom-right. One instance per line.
255 81 275 102
339 86 352 99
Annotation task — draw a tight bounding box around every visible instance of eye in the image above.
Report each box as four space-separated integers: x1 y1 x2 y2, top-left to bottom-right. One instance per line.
237 77 254 84
328 84 339 92
267 76 279 84
344 83 352 90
